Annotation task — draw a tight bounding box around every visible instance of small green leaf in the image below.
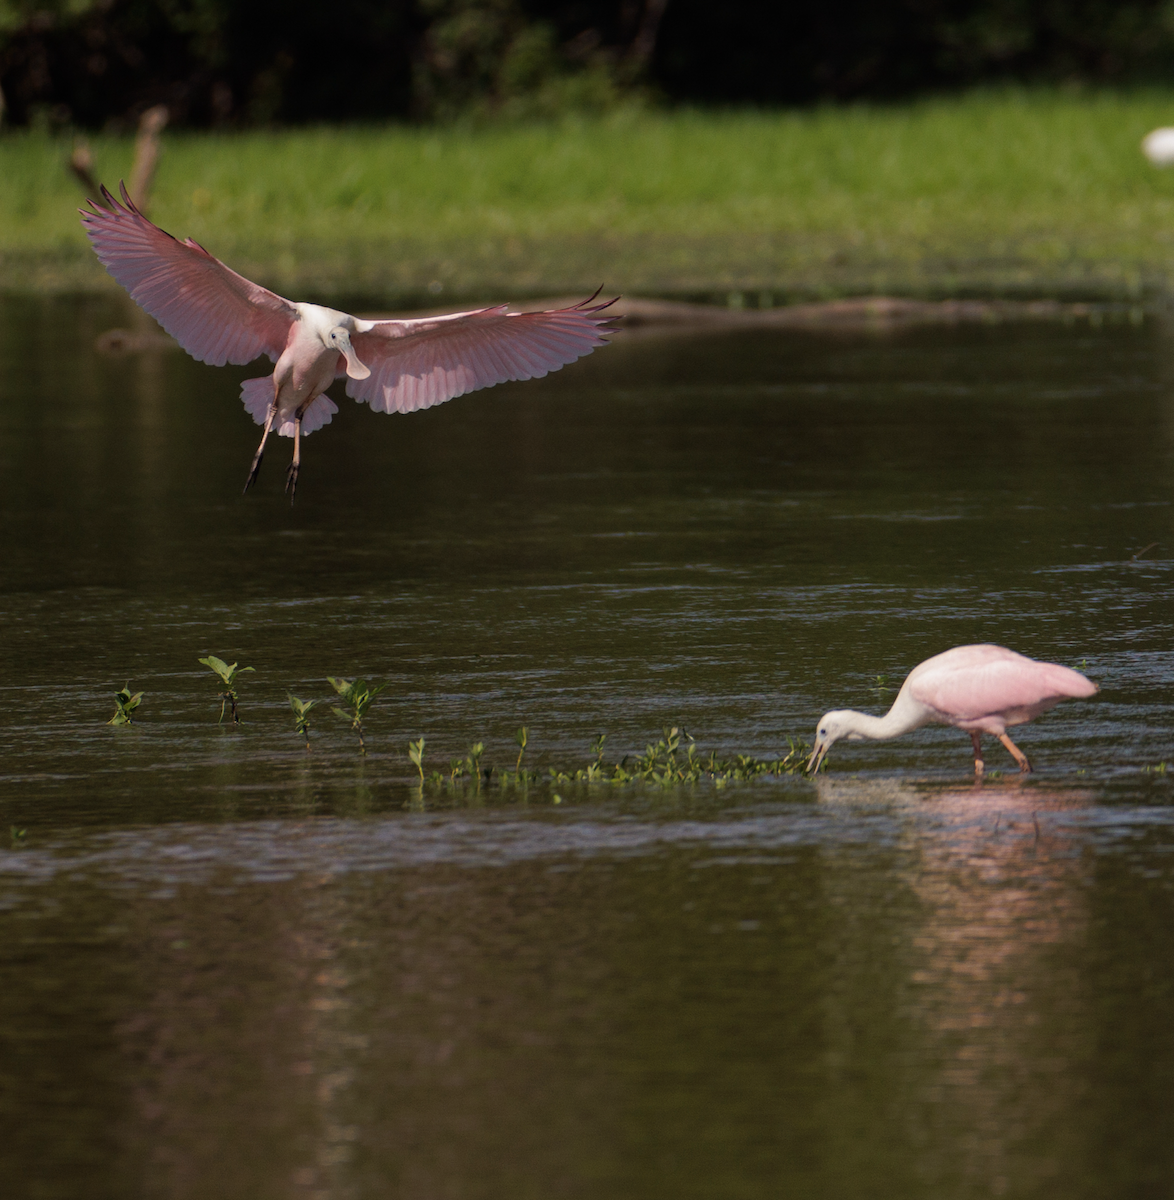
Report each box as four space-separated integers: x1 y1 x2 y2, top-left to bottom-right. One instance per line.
408 737 426 781
109 682 144 725
198 655 232 684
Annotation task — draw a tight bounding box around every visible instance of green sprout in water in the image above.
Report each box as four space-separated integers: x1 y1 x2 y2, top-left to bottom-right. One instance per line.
408 737 426 782
466 741 486 786
288 694 317 750
108 683 143 726
590 733 608 779
496 726 542 786
198 655 255 725
328 677 388 753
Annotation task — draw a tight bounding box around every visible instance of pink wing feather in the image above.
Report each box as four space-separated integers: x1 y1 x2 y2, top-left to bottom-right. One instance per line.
80 183 296 367
345 296 618 415
909 645 1096 721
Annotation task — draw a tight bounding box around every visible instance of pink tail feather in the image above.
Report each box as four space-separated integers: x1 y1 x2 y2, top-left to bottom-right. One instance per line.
240 376 338 437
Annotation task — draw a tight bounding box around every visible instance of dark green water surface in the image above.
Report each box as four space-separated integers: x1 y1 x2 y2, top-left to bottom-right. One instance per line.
1 297 1172 1199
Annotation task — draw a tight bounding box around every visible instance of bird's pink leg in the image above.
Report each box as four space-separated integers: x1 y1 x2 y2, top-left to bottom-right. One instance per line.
285 419 301 502
998 733 1033 774
970 732 985 777
285 394 320 502
285 410 307 503
244 401 279 492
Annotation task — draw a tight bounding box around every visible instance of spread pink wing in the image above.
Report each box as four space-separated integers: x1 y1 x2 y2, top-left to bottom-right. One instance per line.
80 183 297 367
911 647 1097 721
345 295 618 414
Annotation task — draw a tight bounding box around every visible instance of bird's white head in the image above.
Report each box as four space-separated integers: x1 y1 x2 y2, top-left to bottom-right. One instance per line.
326 325 371 380
806 710 862 774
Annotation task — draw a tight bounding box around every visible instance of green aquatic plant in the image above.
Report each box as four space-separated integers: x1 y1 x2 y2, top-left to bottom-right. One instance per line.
288 694 317 750
415 726 813 799
198 655 254 725
328 676 388 753
495 727 543 787
10 826 27 846
576 733 608 781
466 741 486 786
108 684 143 726
408 737 426 782
541 726 811 789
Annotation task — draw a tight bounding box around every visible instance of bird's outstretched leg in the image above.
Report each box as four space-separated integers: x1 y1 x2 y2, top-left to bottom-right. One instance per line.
285 395 319 503
970 732 985 777
285 415 302 504
998 733 1033 774
244 402 278 492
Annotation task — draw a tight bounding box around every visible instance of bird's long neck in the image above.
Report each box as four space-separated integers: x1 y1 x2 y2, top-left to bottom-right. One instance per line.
840 690 929 741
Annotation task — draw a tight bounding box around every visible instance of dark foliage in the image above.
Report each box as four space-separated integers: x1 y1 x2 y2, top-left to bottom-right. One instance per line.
652 0 1174 103
0 0 422 128
3 0 1174 129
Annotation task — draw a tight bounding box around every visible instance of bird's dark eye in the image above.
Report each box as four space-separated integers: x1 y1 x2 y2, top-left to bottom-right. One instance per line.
820 728 826 736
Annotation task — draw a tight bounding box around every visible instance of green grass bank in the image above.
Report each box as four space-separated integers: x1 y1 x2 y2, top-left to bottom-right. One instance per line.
7 89 1174 304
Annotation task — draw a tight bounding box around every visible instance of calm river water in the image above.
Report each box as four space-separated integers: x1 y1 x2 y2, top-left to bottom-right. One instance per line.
0 296 1172 1199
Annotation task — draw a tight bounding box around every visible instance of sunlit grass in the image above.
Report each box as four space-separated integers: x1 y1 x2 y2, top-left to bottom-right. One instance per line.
7 89 1174 300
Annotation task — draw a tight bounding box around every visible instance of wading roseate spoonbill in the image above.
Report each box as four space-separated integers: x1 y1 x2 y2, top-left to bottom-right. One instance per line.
806 644 1097 777
81 183 616 499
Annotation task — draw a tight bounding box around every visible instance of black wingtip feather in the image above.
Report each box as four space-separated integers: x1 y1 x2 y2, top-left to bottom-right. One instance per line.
569 285 618 312
117 180 144 217
544 288 622 319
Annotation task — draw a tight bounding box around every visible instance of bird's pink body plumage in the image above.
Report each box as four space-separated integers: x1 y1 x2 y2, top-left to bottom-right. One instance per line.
808 644 1098 776
80 184 616 494
900 644 1096 734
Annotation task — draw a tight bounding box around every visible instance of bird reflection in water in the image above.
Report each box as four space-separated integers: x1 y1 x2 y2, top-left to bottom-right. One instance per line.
814 774 1097 1194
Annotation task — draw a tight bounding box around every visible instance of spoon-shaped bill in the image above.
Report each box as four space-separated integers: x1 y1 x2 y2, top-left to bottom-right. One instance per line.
331 327 371 380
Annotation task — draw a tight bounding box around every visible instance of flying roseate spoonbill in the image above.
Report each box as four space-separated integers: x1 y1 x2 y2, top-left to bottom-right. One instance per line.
806 644 1098 777
80 183 616 498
